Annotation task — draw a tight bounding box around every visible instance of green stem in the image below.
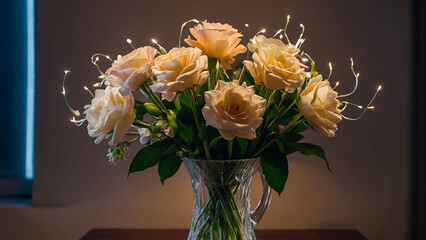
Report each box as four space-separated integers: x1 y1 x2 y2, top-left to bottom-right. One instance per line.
267 99 297 130
218 219 224 240
265 90 276 109
253 117 306 157
133 119 152 129
197 215 212 240
263 88 272 101
140 82 167 112
212 186 243 239
210 225 215 240
173 98 181 110
193 197 213 230
260 85 266 97
125 132 140 135
227 140 233 160
127 136 140 144
252 138 275 157
184 89 211 159
208 58 218 90
277 92 288 109
216 59 220 83
238 66 246 85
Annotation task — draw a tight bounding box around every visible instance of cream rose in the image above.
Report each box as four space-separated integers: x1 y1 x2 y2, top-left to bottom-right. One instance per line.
84 86 136 146
185 21 247 70
202 80 266 140
150 47 208 101
243 38 305 92
105 46 157 96
298 75 342 137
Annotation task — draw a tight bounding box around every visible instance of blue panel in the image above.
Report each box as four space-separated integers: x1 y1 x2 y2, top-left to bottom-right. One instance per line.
0 0 35 180
25 0 35 180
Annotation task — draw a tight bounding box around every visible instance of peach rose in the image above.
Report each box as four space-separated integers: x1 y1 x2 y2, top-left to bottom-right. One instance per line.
150 47 208 101
298 75 342 137
185 21 247 69
202 80 266 140
84 86 136 146
243 37 305 92
105 46 157 96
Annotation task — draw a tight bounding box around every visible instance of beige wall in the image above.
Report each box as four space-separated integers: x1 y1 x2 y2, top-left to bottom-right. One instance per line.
0 0 412 239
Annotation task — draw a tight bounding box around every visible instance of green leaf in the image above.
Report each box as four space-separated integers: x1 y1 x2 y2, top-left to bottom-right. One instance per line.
293 122 310 132
277 108 299 126
287 142 331 171
176 119 194 143
283 132 304 143
250 128 262 150
241 68 254 86
233 58 244 72
134 100 147 120
177 92 190 107
128 140 169 176
208 135 227 159
176 99 195 136
237 137 249 157
260 148 289 195
162 99 176 109
232 68 242 80
275 139 285 154
198 79 209 96
265 106 278 123
209 135 222 148
158 145 182 184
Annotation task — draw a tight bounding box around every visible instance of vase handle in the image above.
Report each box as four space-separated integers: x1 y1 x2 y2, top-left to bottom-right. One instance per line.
250 165 272 227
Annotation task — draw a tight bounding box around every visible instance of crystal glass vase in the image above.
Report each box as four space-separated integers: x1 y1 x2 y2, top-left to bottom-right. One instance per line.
184 157 272 240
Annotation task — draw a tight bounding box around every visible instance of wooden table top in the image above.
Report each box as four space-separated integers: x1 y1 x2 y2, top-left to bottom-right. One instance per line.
80 229 367 240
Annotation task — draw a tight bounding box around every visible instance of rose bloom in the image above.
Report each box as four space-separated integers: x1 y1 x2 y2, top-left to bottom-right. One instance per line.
185 21 247 70
243 36 305 92
202 80 266 140
298 75 342 137
105 46 157 96
84 86 136 146
151 47 208 101
248 35 299 56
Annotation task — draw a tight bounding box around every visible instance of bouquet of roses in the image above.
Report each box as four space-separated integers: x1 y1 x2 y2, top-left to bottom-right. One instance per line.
63 17 380 240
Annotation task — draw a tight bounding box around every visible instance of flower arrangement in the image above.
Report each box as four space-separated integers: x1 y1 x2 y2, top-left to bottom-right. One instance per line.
63 16 381 240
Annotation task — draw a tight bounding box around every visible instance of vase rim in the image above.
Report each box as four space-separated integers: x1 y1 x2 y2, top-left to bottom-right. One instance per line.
182 157 260 163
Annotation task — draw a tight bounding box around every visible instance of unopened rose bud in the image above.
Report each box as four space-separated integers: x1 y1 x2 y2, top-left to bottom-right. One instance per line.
166 110 178 129
144 103 163 116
